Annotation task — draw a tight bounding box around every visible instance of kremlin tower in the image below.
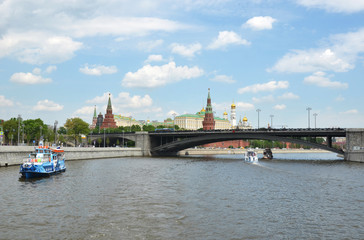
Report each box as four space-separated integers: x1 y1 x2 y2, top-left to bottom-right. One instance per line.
231 101 236 128
90 105 97 129
202 88 215 130
101 94 117 129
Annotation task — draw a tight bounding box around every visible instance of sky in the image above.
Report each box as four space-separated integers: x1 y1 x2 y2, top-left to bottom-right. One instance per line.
1 0 364 128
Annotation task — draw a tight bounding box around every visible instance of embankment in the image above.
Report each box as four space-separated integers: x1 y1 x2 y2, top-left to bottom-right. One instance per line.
0 146 143 167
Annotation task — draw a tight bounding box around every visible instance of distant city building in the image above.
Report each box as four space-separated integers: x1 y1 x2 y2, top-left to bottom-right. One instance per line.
237 116 252 129
114 115 142 128
100 94 117 129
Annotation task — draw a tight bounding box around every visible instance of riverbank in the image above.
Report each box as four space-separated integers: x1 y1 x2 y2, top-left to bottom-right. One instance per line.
0 146 143 167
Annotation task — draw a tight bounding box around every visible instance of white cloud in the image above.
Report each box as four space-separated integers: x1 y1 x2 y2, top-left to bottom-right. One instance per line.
340 109 358 114
167 110 179 118
335 95 345 102
274 104 286 110
207 31 250 50
170 42 202 57
278 92 300 100
61 16 187 38
297 0 364 13
270 28 364 73
114 92 153 108
145 55 164 63
252 95 275 103
236 102 255 111
10 71 52 85
45 66 57 73
137 39 164 52
269 48 352 73
0 31 83 64
213 101 255 112
86 93 110 104
33 99 64 111
74 106 95 115
238 81 289 94
122 62 204 88
243 16 277 31
304 71 348 88
79 64 118 76
0 95 14 107
210 75 236 84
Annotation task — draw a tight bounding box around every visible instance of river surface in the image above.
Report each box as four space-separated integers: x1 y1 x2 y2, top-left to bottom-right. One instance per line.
0 153 363 239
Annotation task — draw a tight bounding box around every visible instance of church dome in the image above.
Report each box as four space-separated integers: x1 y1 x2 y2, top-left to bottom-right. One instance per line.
201 107 206 112
223 111 228 116
231 103 236 109
243 116 248 122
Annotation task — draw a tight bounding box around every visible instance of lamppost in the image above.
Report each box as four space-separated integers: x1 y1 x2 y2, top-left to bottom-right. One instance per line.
17 114 21 145
306 107 312 128
256 109 261 129
103 128 106 148
22 124 24 144
313 113 318 128
129 116 132 132
122 130 124 148
270 115 274 128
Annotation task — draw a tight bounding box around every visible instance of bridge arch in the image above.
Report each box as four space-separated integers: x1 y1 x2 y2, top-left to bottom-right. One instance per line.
151 133 344 155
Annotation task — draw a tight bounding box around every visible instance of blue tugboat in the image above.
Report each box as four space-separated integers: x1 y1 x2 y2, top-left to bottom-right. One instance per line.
20 142 66 179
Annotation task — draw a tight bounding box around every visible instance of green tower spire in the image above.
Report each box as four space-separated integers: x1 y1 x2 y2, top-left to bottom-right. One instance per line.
107 93 112 109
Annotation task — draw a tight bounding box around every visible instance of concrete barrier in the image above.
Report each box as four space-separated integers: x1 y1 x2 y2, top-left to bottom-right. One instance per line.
0 146 143 167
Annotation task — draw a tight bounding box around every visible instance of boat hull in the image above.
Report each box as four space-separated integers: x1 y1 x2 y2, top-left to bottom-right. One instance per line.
20 161 66 179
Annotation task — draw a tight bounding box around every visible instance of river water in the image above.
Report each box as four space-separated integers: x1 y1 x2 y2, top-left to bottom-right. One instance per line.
0 153 363 239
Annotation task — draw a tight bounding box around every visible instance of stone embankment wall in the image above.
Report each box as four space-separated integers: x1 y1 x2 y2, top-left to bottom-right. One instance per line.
0 146 143 167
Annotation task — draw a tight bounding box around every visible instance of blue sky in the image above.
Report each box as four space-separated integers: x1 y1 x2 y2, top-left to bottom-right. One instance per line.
1 0 364 128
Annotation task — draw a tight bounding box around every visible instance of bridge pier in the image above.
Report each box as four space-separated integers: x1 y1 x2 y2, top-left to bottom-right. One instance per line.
345 128 364 162
134 132 152 156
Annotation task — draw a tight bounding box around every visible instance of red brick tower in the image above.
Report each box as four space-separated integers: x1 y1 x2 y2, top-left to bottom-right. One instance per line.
202 88 215 130
101 94 117 129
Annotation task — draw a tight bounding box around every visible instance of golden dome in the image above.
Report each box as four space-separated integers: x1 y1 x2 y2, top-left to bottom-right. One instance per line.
201 107 206 112
223 111 228 115
231 102 236 109
243 116 248 122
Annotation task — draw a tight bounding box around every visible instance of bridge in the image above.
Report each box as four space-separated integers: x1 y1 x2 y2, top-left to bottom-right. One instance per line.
89 128 364 161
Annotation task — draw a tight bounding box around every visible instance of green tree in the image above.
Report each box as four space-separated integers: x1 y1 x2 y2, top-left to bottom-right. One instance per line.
23 118 48 145
97 138 102 147
3 118 18 145
143 125 155 132
64 118 90 146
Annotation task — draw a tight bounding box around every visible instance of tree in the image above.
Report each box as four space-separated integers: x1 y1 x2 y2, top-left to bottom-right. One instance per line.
23 118 48 145
3 118 18 145
64 118 90 146
143 125 155 132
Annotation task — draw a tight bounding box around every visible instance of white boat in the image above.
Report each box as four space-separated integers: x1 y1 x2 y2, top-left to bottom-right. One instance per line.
244 150 258 163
